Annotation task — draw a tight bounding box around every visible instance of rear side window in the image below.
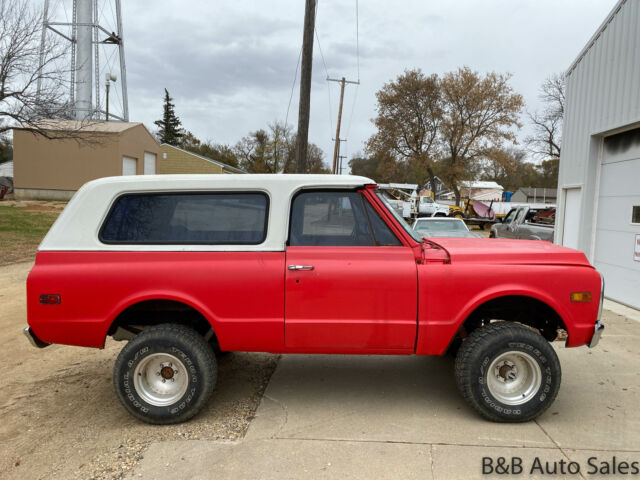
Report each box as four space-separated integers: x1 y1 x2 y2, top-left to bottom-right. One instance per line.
100 192 268 244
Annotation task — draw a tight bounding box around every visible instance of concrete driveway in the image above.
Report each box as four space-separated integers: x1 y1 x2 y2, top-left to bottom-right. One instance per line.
130 307 640 480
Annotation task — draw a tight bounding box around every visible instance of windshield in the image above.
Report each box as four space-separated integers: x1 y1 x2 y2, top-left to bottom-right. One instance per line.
415 219 467 232
375 192 423 242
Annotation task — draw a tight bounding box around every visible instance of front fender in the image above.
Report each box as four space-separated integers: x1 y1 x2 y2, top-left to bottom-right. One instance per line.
416 263 601 355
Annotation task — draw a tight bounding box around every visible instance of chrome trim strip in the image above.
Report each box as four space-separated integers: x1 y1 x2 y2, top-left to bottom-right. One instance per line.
589 321 605 348
597 273 605 321
23 326 51 349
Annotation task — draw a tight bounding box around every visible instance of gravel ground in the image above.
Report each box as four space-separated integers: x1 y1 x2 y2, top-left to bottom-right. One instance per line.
0 262 279 480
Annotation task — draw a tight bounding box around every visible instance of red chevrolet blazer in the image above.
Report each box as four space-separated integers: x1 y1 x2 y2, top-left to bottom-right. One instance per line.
24 174 604 424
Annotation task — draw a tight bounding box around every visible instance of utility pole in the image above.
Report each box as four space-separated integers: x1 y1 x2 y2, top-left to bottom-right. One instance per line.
332 137 346 174
295 0 316 173
327 77 359 174
338 155 347 174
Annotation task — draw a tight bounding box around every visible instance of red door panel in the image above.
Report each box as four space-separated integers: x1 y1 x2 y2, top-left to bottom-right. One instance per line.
285 246 417 350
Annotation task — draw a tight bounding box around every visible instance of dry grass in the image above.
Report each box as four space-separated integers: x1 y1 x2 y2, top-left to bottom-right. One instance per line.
0 203 62 265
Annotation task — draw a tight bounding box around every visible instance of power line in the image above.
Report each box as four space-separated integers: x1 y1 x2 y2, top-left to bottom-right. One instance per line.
285 46 302 128
355 0 360 81
345 83 359 140
314 26 333 133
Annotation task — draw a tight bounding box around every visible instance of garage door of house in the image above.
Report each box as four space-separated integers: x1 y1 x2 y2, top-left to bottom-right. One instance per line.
122 156 137 175
144 152 156 175
595 128 640 309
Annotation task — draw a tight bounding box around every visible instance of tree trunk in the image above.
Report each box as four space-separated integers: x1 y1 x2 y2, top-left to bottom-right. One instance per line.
426 166 437 199
453 184 461 207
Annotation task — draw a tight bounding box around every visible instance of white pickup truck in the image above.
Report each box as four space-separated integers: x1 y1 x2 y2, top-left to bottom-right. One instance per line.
416 195 450 217
490 206 555 241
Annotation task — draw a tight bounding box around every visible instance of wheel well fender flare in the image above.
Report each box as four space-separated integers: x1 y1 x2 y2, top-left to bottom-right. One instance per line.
102 291 219 345
454 286 570 334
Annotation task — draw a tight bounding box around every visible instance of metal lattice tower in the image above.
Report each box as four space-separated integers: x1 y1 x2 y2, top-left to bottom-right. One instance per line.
37 0 129 121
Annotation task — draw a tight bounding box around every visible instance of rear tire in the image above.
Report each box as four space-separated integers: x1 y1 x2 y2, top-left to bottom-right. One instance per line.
454 322 561 422
113 324 217 424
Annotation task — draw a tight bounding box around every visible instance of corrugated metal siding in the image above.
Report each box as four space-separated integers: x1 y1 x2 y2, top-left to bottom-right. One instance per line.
0 161 13 177
557 0 640 257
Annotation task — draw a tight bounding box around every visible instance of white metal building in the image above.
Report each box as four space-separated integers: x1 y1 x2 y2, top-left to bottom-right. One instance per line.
556 0 640 309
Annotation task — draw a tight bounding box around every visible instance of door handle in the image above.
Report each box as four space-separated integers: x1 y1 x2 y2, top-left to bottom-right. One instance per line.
288 265 314 271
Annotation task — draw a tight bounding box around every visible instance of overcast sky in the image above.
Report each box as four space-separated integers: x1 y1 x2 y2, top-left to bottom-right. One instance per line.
103 0 618 169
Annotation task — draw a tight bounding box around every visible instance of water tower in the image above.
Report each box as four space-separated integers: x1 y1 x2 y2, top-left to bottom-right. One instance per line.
38 0 129 121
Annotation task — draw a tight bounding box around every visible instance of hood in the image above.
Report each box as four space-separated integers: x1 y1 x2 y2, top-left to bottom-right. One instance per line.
427 238 592 267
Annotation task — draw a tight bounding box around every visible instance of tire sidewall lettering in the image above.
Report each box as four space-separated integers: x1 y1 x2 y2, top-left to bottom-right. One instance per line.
119 343 202 418
476 341 556 418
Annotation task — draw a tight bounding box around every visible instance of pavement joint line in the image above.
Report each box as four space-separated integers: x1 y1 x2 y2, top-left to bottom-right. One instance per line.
267 436 640 453
429 444 435 480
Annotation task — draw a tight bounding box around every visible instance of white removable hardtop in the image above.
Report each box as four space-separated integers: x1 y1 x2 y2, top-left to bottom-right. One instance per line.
39 174 375 252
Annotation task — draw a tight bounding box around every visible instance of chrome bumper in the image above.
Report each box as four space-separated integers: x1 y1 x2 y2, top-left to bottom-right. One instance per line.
589 320 605 348
23 326 51 348
589 273 606 348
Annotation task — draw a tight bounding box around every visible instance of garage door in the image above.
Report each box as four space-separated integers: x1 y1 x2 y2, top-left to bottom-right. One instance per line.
144 152 156 175
562 188 581 250
122 156 137 175
595 129 640 309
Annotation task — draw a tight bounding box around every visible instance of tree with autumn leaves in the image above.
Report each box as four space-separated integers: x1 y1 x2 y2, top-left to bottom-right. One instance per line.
361 67 524 205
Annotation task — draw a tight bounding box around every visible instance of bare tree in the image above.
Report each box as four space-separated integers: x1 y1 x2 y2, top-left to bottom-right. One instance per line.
526 73 565 160
366 69 442 194
235 120 329 174
0 0 78 138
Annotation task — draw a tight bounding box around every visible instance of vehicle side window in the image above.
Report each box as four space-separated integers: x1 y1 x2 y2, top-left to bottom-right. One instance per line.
514 208 526 223
100 192 268 244
503 209 516 223
289 191 400 246
363 200 402 246
289 191 372 246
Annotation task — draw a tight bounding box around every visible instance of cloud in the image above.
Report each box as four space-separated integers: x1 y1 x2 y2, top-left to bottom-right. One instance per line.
112 0 619 161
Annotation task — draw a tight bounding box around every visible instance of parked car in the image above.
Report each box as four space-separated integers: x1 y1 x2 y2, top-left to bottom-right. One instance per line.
413 217 482 238
24 175 603 425
490 206 555 241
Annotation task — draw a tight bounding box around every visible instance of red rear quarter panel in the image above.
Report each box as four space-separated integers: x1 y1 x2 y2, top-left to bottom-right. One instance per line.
27 251 285 350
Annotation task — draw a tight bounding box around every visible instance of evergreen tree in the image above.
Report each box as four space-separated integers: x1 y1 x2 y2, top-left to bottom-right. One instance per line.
154 89 184 145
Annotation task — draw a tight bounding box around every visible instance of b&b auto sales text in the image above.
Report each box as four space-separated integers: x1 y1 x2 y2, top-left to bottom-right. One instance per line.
483 456 640 475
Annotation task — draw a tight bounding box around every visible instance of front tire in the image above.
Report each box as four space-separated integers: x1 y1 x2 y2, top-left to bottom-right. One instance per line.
454 322 561 422
113 324 217 424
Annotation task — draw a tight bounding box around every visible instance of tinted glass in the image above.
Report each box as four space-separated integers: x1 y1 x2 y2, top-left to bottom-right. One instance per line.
100 192 268 244
503 209 516 223
363 200 402 246
289 191 374 246
375 192 423 242
633 206 640 224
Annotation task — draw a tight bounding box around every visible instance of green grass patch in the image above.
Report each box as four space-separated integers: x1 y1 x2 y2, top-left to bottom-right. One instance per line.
0 205 60 265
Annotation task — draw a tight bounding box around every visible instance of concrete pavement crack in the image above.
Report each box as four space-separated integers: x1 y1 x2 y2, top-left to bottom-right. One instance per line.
269 435 640 454
263 394 289 438
535 419 587 480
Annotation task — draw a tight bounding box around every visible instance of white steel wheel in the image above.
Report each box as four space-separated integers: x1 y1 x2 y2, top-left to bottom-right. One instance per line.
133 353 189 407
486 351 542 406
